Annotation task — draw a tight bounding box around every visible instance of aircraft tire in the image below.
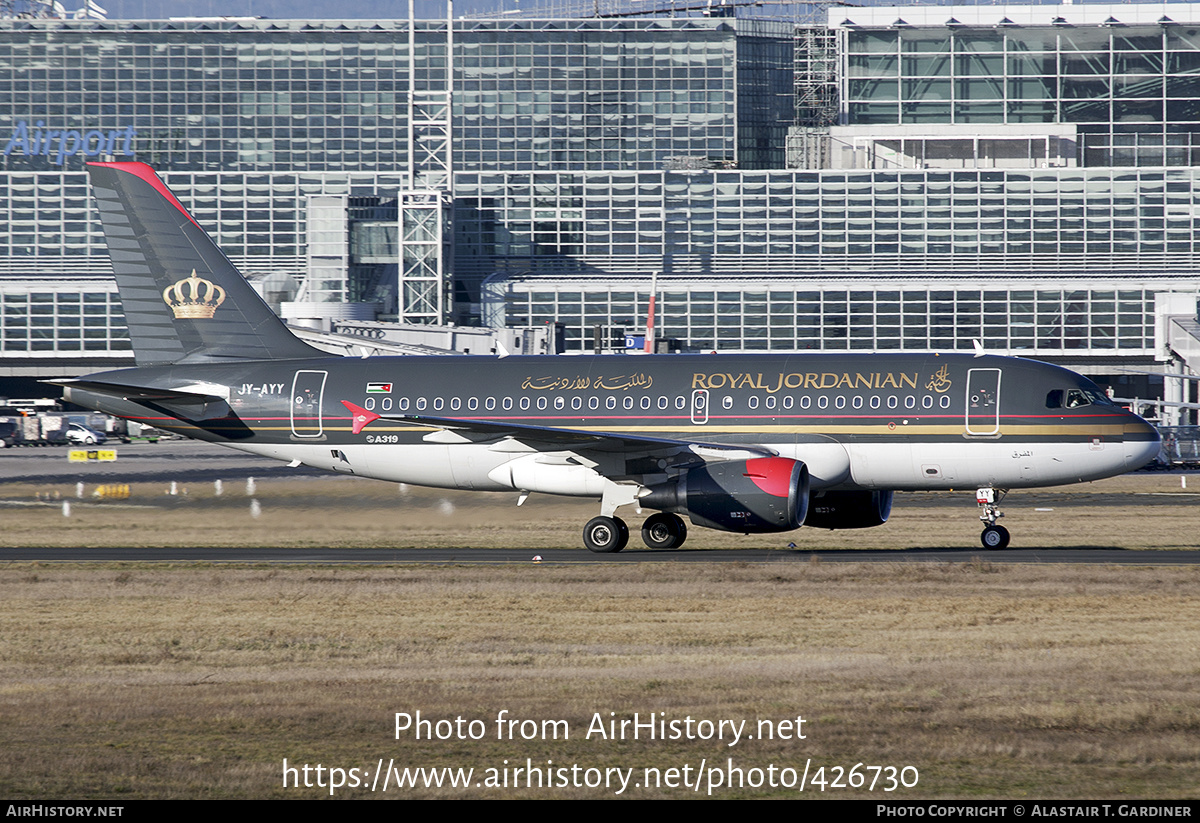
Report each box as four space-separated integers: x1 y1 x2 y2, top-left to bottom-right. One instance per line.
583 516 629 553
641 512 688 549
981 525 1010 550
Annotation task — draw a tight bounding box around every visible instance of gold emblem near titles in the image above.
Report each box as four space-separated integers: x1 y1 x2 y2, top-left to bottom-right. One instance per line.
163 270 226 319
925 364 953 394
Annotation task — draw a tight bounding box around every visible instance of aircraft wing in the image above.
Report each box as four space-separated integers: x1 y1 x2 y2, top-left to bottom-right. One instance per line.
340 401 774 462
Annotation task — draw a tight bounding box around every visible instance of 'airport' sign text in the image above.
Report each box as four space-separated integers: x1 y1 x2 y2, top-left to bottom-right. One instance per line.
4 120 137 165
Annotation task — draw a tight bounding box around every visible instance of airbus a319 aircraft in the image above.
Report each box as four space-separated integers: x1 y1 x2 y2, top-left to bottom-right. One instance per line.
59 162 1161 551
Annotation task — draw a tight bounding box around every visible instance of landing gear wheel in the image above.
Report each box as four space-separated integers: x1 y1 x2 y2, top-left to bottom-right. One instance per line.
640 512 688 549
981 525 1010 550
583 516 629 553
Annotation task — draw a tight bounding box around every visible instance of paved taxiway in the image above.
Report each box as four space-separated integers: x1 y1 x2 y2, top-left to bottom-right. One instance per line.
3 438 1197 564
6 545 1200 564
0 437 328 484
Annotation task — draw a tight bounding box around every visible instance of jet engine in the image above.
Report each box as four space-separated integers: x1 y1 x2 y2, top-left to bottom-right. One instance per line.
640 456 809 533
803 490 893 530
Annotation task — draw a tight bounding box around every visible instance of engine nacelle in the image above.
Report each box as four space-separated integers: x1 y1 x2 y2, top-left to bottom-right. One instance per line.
804 490 894 530
641 457 810 533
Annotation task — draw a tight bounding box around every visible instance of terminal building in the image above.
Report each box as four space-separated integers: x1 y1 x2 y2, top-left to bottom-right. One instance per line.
1 2 1198 422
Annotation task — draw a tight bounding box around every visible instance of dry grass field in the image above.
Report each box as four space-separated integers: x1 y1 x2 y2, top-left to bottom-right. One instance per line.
1 471 1199 798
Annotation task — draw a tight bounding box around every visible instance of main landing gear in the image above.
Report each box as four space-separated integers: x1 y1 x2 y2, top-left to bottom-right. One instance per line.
640 512 688 549
976 487 1010 550
582 512 689 552
583 516 629 553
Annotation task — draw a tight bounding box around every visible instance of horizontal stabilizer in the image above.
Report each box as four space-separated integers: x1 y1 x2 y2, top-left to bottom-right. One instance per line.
51 378 232 421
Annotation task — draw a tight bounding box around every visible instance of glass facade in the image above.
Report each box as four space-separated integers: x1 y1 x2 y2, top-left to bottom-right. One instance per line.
495 278 1159 355
0 8 1196 365
456 19 789 171
0 282 127 355
455 167 1200 280
0 17 792 174
842 9 1200 167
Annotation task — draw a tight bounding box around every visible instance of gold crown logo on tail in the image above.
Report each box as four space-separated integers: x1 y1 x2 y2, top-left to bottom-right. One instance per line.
163 270 226 319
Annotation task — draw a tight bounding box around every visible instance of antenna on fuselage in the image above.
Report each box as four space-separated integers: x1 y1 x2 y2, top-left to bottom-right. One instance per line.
972 339 986 358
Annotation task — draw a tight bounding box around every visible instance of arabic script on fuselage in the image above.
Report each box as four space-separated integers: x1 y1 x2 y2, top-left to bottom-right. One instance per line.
521 373 653 392
925 364 953 394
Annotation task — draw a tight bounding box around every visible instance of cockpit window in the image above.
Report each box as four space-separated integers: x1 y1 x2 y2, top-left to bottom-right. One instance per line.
1059 388 1115 410
1065 390 1090 409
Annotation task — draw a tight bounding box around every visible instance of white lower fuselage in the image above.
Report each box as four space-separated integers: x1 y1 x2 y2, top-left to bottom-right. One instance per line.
230 434 1157 498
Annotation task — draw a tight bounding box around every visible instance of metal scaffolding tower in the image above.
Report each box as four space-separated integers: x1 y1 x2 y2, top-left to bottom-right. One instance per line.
788 24 838 169
399 0 455 325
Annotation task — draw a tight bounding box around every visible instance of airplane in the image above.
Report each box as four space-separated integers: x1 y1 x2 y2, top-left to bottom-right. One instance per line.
56 161 1162 552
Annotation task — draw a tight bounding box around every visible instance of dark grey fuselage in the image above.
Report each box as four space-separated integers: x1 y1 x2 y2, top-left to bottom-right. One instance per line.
66 351 1160 494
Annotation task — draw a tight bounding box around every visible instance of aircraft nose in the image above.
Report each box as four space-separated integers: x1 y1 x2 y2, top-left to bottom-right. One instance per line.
1122 414 1161 471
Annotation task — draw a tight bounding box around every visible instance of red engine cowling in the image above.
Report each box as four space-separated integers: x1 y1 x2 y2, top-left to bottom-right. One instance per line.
641 457 810 533
804 490 894 530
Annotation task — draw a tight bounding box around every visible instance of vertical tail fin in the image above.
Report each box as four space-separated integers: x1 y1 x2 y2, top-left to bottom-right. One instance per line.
87 161 324 365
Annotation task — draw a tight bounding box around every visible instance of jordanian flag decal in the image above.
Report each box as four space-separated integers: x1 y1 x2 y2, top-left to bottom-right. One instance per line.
366 382 393 393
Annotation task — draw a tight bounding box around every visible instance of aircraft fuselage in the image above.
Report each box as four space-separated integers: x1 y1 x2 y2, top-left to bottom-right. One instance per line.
67 351 1160 495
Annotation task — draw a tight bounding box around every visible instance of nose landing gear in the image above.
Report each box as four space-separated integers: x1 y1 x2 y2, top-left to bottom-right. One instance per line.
976 487 1010 549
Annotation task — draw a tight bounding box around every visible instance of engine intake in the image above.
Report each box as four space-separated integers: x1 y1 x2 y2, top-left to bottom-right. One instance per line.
804 490 893 530
641 457 809 533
